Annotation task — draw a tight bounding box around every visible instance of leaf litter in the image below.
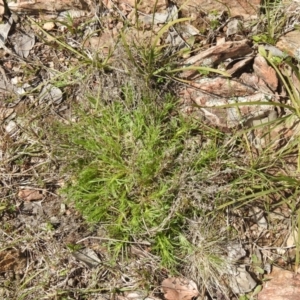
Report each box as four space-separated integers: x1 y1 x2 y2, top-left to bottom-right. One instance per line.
13 30 35 58
161 277 199 300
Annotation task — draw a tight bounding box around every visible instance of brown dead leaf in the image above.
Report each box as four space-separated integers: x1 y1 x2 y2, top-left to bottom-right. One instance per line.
0 249 26 274
18 189 44 201
161 277 199 300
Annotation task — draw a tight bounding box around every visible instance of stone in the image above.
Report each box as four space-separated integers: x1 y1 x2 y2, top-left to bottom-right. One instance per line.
253 55 278 92
276 31 300 61
43 22 55 31
180 86 273 128
188 77 256 97
258 267 300 300
240 72 273 94
226 57 253 76
180 39 252 79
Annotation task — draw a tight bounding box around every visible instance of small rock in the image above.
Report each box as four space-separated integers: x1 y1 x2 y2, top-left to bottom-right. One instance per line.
251 207 268 229
263 44 287 58
189 77 256 97
67 278 74 286
240 72 273 94
50 216 60 226
226 18 241 36
228 265 257 294
0 15 13 43
43 22 55 31
226 56 253 76
125 291 158 300
227 242 246 262
5 120 18 135
84 32 114 52
181 87 273 128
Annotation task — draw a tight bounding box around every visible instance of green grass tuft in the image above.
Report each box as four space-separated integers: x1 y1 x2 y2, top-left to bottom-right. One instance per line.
57 88 208 266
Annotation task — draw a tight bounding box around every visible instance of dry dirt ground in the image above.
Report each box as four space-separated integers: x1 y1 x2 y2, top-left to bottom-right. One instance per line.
1 1 300 300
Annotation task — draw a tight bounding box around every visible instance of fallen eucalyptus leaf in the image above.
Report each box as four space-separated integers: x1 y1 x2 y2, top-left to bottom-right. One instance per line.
18 189 44 201
13 31 35 58
161 277 199 300
72 248 101 268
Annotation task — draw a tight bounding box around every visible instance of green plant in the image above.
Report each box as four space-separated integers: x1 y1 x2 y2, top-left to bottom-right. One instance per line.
121 17 191 85
209 18 220 30
258 46 300 174
55 12 84 36
57 91 184 263
252 33 275 44
120 13 229 86
54 83 233 272
251 254 264 275
239 284 262 300
259 47 300 116
251 0 287 45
